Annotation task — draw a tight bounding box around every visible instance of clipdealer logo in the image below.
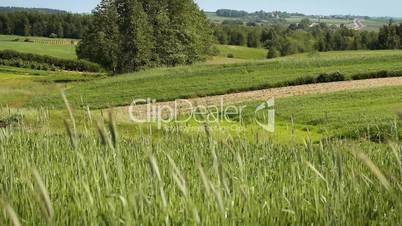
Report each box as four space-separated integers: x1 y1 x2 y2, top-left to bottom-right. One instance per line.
128 97 275 132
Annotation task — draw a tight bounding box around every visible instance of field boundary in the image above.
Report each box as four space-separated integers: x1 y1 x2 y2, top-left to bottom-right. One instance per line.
116 77 402 116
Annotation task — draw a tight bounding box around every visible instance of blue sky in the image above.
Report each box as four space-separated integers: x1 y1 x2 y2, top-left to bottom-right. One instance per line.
0 0 401 17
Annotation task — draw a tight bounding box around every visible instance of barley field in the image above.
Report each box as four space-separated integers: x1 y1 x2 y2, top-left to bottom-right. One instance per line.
1 107 402 225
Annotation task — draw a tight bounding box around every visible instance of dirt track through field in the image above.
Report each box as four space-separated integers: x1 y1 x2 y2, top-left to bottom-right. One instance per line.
116 77 402 118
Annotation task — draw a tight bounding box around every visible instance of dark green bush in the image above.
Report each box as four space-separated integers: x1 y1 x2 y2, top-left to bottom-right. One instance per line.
315 72 346 83
227 53 235 58
49 33 58 39
274 73 345 88
290 76 316 86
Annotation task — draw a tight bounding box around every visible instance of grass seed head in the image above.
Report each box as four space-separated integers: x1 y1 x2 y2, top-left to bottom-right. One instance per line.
32 168 54 223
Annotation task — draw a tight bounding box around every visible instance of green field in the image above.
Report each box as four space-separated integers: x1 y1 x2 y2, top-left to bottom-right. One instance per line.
216 45 267 60
2 40 402 110
2 35 402 225
0 66 102 107
25 50 402 109
0 35 77 59
240 86 402 141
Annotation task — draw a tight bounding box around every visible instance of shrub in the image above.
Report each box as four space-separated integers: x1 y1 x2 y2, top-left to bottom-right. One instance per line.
267 47 279 59
227 53 235 58
49 33 58 39
315 72 346 83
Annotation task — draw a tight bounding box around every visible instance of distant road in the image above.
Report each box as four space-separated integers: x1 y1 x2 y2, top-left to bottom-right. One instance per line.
353 19 365 30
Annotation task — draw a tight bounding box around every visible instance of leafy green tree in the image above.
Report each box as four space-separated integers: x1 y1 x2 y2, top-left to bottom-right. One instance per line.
298 18 311 30
142 0 189 66
77 0 120 72
279 38 296 56
247 29 261 47
0 18 3 34
267 46 279 59
77 0 213 72
261 28 279 48
286 31 314 53
316 36 327 52
228 29 246 45
115 0 153 72
2 15 12 34
378 23 400 49
56 22 64 38
324 31 333 50
214 28 228 44
332 30 347 50
15 14 30 36
164 0 214 64
399 24 402 43
32 21 45 36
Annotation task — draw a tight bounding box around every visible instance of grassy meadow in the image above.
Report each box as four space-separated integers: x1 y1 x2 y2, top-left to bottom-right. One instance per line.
238 86 402 142
0 35 77 59
1 35 402 225
2 36 402 110
0 66 102 108
216 45 267 60
27 49 402 109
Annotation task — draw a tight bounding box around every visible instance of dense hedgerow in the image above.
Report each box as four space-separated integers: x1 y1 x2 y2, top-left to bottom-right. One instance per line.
204 69 397 98
248 69 402 92
352 70 402 80
275 72 346 87
0 58 57 71
0 50 103 72
277 70 402 88
316 72 346 83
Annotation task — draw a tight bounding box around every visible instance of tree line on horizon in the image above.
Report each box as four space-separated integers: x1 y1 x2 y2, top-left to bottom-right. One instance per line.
216 9 305 19
0 11 91 39
0 6 67 14
213 19 402 58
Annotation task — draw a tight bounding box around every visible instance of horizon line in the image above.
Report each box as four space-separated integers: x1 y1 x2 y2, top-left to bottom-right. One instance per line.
0 5 401 19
